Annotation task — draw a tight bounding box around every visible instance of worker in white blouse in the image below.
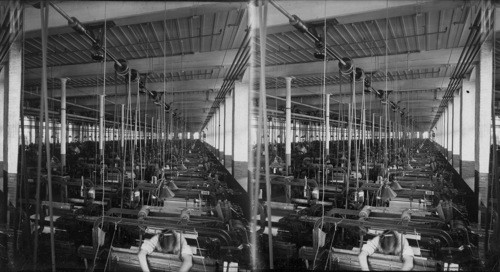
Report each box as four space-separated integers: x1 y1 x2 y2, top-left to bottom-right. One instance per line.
358 230 414 271
138 230 193 272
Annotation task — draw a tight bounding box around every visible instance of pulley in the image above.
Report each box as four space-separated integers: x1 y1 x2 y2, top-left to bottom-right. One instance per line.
364 77 371 88
354 67 364 82
139 79 147 93
130 69 139 82
91 51 104 62
338 57 353 75
114 59 129 76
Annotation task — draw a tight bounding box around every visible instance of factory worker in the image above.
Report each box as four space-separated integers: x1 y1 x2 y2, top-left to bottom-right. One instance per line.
138 230 193 272
358 230 414 271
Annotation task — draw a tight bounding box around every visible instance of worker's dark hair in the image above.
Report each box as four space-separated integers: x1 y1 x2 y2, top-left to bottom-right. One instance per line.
379 230 398 254
158 230 179 254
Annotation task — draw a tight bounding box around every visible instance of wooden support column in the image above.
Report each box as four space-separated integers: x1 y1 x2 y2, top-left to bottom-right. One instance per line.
99 94 105 159
452 90 461 173
60 78 68 168
224 92 233 173
475 40 492 209
325 93 331 158
0 66 4 214
447 101 453 162
220 101 225 161
233 81 250 191
285 77 292 174
1 39 22 217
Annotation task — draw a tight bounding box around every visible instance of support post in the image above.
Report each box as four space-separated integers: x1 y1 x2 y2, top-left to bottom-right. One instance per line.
285 77 292 174
60 78 68 168
325 93 331 158
2 38 22 216
121 104 125 156
453 91 461 172
225 92 233 173
475 40 492 212
99 94 105 159
233 81 250 191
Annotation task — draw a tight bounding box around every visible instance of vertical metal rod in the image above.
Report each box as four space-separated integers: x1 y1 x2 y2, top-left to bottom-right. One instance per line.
384 94 388 171
258 0 274 268
249 2 260 265
346 103 352 210
121 104 125 156
40 3 56 271
34 87 43 268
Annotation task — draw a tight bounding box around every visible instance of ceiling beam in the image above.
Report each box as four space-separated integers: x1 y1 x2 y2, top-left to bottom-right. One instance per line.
262 0 463 35
257 47 462 78
24 2 248 37
264 77 449 97
25 49 238 81
71 95 217 107
38 78 225 98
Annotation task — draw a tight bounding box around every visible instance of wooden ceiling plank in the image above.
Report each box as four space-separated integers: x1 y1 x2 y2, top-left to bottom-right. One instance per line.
373 19 392 55
149 21 164 56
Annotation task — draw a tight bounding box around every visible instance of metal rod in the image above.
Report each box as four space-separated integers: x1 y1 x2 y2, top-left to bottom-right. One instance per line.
268 0 346 66
40 3 56 271
259 0 274 268
48 1 122 66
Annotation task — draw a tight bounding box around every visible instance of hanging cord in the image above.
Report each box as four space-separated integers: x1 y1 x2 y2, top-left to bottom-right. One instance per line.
40 3 56 271
18 8 27 235
324 220 342 270
103 222 119 272
194 231 207 272
127 70 133 191
256 0 273 268
250 2 262 267
137 78 144 183
489 0 498 253
353 71 360 191
383 0 389 171
338 70 343 165
113 71 118 156
100 2 108 228
313 4 328 268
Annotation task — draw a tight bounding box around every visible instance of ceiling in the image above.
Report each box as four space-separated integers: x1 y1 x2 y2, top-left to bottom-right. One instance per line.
20 1 499 133
22 1 249 132
253 0 500 132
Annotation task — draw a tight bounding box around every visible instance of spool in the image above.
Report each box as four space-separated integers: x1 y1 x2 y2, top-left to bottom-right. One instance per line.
359 206 371 218
88 187 95 199
138 206 150 219
401 210 411 222
338 57 353 75
180 209 190 221
114 59 129 76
